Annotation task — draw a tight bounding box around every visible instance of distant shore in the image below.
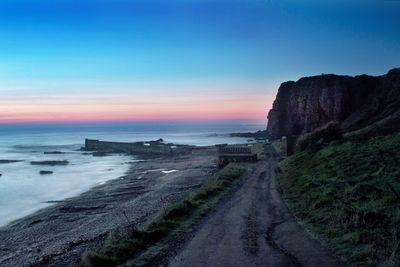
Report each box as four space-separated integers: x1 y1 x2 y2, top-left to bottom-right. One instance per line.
229 130 267 138
0 145 218 267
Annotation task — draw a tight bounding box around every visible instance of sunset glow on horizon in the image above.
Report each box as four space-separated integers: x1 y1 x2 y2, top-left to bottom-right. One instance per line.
0 0 398 124
0 81 275 124
0 98 270 124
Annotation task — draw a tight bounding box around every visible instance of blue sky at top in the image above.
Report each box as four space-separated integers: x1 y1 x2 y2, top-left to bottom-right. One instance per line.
0 0 398 122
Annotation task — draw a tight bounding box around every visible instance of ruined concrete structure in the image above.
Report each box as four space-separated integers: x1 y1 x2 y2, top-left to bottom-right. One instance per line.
218 146 258 168
84 139 191 157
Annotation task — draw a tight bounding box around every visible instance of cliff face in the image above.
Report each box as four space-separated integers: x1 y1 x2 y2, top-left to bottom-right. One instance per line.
266 68 400 153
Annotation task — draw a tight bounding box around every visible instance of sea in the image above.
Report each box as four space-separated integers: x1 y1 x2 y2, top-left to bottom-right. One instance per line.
0 121 264 227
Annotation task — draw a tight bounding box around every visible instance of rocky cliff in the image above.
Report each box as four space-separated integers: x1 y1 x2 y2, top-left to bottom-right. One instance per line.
266 68 400 153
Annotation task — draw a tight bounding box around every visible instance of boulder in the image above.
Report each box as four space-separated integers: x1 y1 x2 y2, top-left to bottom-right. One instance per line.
39 170 53 175
30 160 69 166
43 151 64 154
0 160 23 164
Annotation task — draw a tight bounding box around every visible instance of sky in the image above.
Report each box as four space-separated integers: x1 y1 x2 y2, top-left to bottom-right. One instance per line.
0 0 399 124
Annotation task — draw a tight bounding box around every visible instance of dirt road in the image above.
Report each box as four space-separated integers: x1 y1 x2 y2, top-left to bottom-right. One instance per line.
170 145 341 267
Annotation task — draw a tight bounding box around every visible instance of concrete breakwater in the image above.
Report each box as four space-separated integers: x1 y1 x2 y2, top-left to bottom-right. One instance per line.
83 139 193 157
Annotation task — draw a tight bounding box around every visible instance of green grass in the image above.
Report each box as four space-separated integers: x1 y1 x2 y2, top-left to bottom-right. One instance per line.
272 139 287 158
251 143 266 160
81 164 246 267
278 133 400 266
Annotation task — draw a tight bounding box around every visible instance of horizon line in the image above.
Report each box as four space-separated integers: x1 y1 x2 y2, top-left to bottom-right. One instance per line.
0 118 267 126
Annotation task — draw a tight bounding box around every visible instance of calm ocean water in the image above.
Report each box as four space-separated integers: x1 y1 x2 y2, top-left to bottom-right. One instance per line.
0 121 264 226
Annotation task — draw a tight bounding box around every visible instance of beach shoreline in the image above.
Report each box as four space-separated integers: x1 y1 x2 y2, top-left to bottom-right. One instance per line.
0 145 218 267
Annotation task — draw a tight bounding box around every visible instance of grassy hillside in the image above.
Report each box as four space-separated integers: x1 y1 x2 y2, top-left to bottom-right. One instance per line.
278 133 400 266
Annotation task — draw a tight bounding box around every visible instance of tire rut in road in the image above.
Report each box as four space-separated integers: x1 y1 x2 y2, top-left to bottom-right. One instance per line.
263 159 303 267
240 167 266 257
242 210 261 256
265 220 303 267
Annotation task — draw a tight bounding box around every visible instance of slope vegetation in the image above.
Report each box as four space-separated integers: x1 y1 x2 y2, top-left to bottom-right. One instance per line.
278 133 400 266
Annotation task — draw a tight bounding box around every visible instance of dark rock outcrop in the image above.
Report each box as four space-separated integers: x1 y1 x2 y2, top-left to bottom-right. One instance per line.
39 170 53 175
230 130 267 138
30 160 69 166
0 160 23 164
267 68 400 154
44 151 64 155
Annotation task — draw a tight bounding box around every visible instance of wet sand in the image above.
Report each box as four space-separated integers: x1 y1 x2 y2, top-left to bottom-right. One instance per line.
0 146 218 267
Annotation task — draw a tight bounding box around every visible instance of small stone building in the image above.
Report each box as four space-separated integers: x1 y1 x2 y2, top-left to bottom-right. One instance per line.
217 146 258 168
